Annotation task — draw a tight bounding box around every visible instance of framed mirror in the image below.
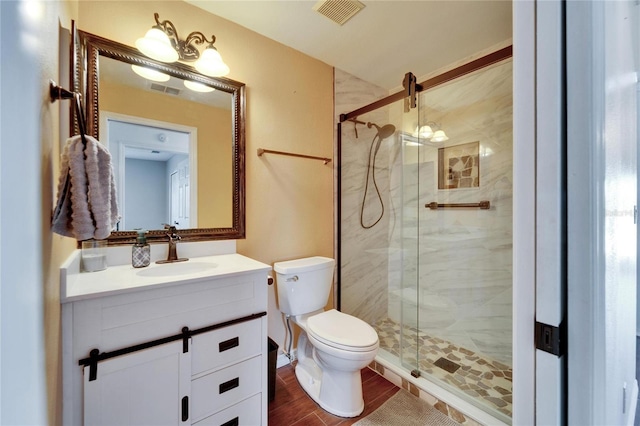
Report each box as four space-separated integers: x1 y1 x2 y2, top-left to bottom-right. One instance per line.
73 30 245 245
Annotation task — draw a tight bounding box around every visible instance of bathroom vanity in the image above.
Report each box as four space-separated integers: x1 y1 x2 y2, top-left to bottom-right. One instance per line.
61 252 271 425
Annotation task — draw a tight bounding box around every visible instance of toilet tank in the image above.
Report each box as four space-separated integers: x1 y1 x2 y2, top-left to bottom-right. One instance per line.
274 257 335 316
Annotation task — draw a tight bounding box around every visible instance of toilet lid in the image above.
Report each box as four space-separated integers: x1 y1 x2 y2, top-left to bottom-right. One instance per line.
307 309 378 351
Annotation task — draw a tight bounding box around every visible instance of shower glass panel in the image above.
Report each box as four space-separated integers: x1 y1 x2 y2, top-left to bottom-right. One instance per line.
393 101 421 375
411 59 513 422
339 58 512 424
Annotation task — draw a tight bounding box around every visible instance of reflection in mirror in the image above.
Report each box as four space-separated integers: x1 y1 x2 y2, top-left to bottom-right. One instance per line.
75 30 245 245
99 55 233 232
105 117 194 231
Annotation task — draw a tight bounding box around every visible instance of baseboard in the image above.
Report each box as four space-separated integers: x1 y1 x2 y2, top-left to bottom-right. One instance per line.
276 349 296 368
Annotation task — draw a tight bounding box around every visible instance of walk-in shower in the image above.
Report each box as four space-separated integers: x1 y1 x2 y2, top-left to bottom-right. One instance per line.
337 48 513 424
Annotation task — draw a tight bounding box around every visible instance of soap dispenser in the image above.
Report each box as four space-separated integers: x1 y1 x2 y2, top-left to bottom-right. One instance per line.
132 230 150 268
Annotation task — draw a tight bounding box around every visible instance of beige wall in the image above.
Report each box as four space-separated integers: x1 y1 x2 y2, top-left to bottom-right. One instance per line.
78 1 334 353
100 80 233 227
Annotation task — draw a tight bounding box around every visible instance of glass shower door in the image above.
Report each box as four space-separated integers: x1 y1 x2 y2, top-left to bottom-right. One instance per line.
414 60 514 422
393 99 421 376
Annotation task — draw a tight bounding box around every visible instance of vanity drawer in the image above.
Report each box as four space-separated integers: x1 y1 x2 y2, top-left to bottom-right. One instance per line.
191 355 262 421
192 393 262 425
192 319 262 376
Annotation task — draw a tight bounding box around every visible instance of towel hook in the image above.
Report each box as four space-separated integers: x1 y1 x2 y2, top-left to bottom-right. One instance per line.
49 80 88 147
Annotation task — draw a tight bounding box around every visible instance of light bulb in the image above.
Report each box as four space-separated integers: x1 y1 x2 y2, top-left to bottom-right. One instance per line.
430 129 449 142
131 65 170 82
135 27 178 63
184 80 215 93
195 46 230 77
418 125 434 139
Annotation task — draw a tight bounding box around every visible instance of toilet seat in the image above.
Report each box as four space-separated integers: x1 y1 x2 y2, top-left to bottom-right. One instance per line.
307 309 378 352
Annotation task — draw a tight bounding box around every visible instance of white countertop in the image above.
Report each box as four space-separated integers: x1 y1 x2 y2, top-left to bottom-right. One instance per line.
61 252 272 303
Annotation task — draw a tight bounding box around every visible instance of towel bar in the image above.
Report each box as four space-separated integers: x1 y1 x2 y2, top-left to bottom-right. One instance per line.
425 201 490 210
257 148 331 164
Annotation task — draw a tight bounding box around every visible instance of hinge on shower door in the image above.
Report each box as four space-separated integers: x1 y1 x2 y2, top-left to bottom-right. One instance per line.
534 320 565 357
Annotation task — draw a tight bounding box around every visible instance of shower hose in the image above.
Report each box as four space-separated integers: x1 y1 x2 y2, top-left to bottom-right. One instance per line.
360 132 385 229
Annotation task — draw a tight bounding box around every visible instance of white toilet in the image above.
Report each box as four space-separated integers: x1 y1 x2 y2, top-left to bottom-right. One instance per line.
274 256 379 418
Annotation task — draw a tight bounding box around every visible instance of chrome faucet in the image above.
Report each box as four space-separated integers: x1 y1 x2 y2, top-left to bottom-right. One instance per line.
156 224 188 264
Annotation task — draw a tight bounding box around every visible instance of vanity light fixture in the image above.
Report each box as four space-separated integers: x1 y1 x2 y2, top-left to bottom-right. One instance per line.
136 13 230 77
430 129 449 143
135 26 178 63
415 124 434 139
183 80 215 93
131 64 170 82
412 121 449 143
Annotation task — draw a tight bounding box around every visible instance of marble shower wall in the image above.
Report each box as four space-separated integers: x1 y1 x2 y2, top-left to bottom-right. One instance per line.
335 68 392 325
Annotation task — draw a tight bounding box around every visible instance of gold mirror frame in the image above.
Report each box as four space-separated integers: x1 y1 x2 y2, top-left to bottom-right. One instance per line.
73 30 245 245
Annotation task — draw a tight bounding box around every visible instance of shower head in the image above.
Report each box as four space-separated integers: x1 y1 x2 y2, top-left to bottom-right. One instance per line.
367 122 396 139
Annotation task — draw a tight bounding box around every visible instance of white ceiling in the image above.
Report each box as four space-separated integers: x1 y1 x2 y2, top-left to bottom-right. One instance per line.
186 0 512 90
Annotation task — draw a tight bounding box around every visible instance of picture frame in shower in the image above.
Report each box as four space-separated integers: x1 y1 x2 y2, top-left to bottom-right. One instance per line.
438 141 480 189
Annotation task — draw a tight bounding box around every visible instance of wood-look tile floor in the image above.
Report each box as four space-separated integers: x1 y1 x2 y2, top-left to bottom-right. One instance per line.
268 363 400 426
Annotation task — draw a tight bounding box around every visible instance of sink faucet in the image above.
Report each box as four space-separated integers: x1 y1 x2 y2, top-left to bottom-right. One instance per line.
156 224 189 264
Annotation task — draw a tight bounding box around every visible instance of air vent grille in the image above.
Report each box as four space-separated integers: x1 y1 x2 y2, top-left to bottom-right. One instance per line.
313 0 365 26
150 83 181 96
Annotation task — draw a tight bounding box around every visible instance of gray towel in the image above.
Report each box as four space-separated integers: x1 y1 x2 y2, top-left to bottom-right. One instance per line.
52 135 120 240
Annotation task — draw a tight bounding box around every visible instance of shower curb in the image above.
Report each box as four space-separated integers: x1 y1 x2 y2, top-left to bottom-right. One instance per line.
369 357 510 426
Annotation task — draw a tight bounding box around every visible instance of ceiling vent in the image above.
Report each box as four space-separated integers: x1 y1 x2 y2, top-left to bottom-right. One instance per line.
150 83 181 96
313 0 365 26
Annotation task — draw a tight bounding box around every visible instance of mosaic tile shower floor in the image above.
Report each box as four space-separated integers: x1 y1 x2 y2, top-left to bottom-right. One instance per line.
373 316 513 418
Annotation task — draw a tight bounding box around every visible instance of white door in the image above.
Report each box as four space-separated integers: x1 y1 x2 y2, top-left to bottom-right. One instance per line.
512 2 537 423
515 2 638 424
171 171 180 228
170 159 190 229
513 1 567 424
84 340 191 425
566 1 638 425
535 1 566 424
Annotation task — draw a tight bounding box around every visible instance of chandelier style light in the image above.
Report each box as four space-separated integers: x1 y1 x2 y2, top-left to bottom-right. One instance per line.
413 121 449 142
136 13 230 77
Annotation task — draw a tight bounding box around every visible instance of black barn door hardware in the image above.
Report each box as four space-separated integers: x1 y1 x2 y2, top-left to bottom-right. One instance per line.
79 311 267 381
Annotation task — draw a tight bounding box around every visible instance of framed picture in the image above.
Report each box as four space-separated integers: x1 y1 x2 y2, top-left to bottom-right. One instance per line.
438 141 480 189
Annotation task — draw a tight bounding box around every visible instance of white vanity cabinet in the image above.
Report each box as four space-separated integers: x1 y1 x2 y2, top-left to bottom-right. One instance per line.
61 254 271 426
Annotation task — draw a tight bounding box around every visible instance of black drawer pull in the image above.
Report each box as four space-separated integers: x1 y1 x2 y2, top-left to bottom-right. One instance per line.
221 417 239 426
219 377 239 394
219 337 239 353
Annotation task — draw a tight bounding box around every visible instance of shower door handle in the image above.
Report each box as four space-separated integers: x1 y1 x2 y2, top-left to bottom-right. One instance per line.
286 276 299 282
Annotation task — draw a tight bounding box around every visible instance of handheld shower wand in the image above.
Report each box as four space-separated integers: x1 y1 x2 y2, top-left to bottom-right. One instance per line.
367 122 396 140
360 121 396 229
